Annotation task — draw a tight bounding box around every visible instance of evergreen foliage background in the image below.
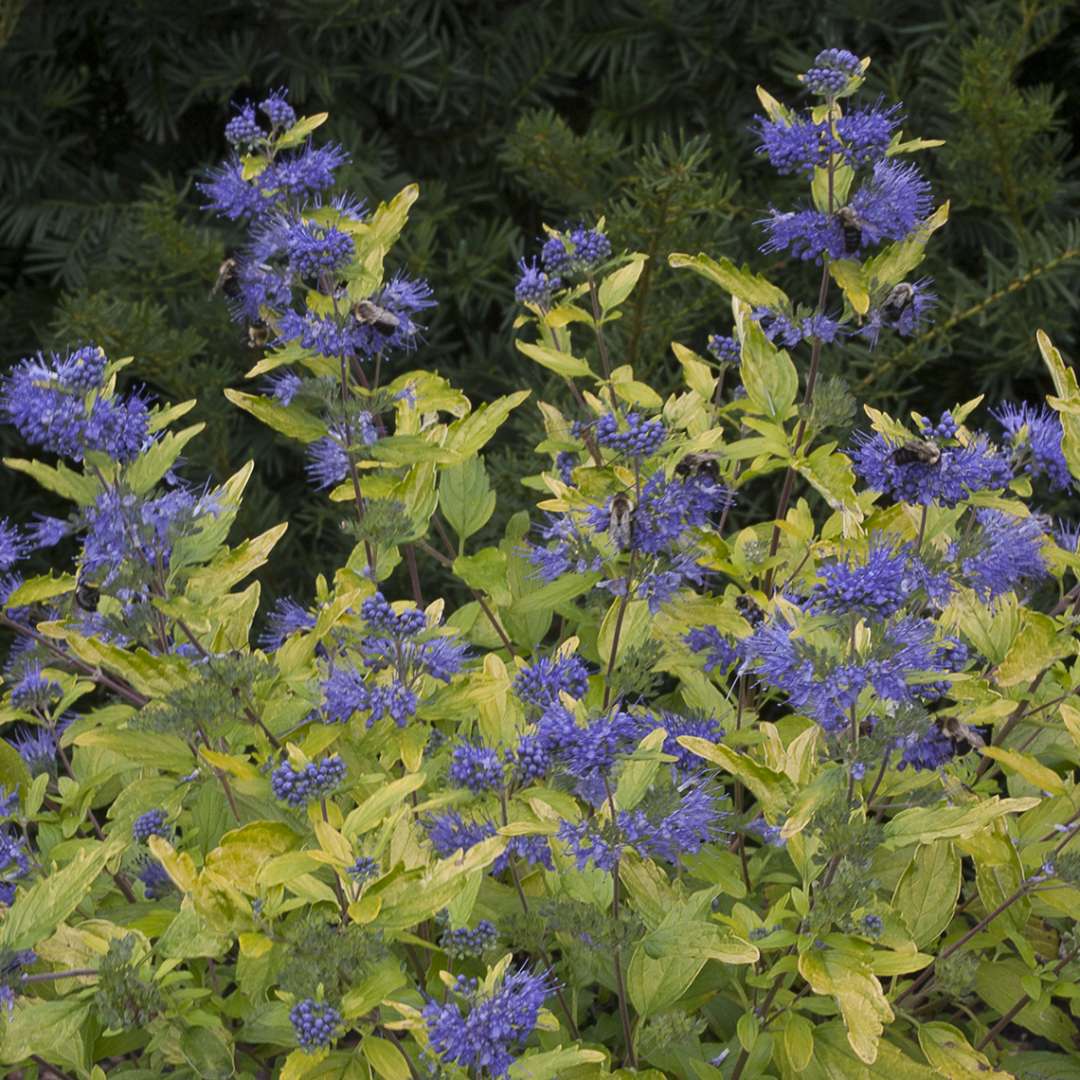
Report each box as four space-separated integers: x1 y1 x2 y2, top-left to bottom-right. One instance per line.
2 0 1079 606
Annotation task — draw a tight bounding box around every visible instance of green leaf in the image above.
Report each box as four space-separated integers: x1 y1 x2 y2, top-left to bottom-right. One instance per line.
891 840 961 947
994 609 1073 687
0 742 31 807
981 747 1066 794
0 841 116 949
597 598 650 668
975 959 1078 1051
180 1025 236 1080
668 252 789 309
598 256 646 313
275 111 329 149
0 999 92 1076
739 317 798 420
444 391 531 461
127 423 205 495
677 737 788 814
351 183 420 261
639 921 758 965
224 389 328 444
672 342 718 400
515 339 591 378
784 1014 814 1072
862 202 949 286
512 570 601 615
3 457 98 505
798 948 893 1064
340 960 409 1020
453 548 511 606
918 1021 1012 1079
883 797 1040 848
440 457 497 542
1037 329 1080 482
795 442 862 517
363 435 454 466
6 572 76 607
788 1021 938 1079
615 728 668 811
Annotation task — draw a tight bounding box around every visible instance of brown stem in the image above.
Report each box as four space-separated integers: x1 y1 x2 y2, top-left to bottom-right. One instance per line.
601 550 638 711
403 544 424 607
974 669 1048 782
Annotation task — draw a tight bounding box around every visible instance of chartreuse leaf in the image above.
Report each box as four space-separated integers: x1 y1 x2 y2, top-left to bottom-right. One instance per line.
0 999 93 1077
994 609 1073 687
975 958 1078 1050
736 313 798 420
180 1024 235 1079
343 774 426 840
783 1013 814 1071
862 201 949 285
516 339 591 378
981 746 1066 794
677 736 788 815
3 457 98 505
882 797 1040 848
224 389 328 443
891 840 961 947
453 548 511 606
348 182 419 262
508 1047 607 1079
797 947 893 1064
275 111 329 149
672 341 718 400
918 1021 1012 1079
828 259 870 315
444 390 531 461
0 840 118 950
1037 329 1080 481
6 572 76 607
185 522 288 601
598 255 646 313
362 1036 411 1080
512 570 601 615
127 422 205 495
668 251 789 309
778 1021 938 1079
440 456 497 543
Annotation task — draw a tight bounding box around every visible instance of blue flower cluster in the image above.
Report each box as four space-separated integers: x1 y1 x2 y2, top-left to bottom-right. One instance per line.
993 402 1071 491
135 855 173 900
441 920 498 958
512 654 590 709
0 949 37 1016
592 410 667 458
0 347 150 464
132 809 171 843
290 997 343 1051
801 48 862 97
270 755 347 806
0 798 30 906
515 256 561 308
423 966 553 1078
448 741 505 794
541 225 612 278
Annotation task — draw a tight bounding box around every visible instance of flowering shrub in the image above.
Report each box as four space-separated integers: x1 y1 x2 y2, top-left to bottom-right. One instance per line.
0 55 1078 1080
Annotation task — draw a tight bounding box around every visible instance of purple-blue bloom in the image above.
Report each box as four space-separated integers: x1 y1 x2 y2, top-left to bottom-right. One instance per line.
515 256 560 308
448 740 504 794
0 520 26 573
259 89 296 130
513 654 590 709
290 998 342 1051
284 219 355 280
423 966 554 1078
685 626 740 673
802 48 862 97
133 809 171 842
812 541 910 620
270 755 347 806
593 410 666 459
992 402 1071 491
442 920 498 958
958 509 1048 598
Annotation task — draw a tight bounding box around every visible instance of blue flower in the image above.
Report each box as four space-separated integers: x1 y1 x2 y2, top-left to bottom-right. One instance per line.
592 411 666 458
896 725 954 772
541 225 612 276
0 949 36 1015
135 856 174 899
423 966 553 1078
0 831 31 905
802 48 862 96
992 401 1071 491
290 998 343 1051
260 597 316 651
26 515 70 550
133 809 171 843
834 102 900 168
10 727 56 777
959 509 1048 598
645 711 725 775
262 371 303 406
847 160 933 249
685 626 740 673
85 393 152 463
442 920 498 958
423 811 497 858
0 520 26 573
224 103 263 147
812 541 910 620
708 334 739 364
259 88 296 130
449 741 504 794
57 345 107 391
347 855 379 885
513 654 590 709
10 667 61 713
515 256 560 308
284 219 355 280
271 755 347 806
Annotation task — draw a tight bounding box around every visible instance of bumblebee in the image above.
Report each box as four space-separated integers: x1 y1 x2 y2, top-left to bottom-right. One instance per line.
248 321 271 349
882 282 915 323
936 715 986 751
891 438 941 468
75 581 100 612
209 256 239 300
608 493 634 551
352 299 400 335
835 206 864 256
675 452 722 483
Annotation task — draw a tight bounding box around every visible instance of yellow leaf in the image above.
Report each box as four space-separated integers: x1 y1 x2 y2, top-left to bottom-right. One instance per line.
981 746 1065 794
798 948 893 1064
918 1021 1013 1079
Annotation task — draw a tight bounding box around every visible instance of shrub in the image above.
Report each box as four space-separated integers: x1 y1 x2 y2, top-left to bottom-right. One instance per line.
0 53 1077 1080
